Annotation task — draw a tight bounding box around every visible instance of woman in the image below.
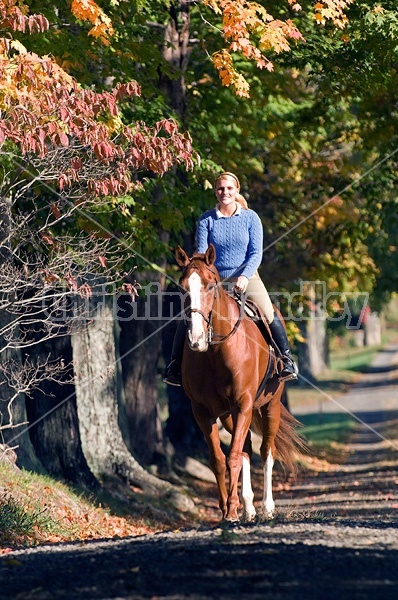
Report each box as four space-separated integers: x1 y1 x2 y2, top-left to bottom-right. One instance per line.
163 171 298 385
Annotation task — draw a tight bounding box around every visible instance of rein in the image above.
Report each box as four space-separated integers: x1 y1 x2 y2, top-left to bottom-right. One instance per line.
208 290 246 345
182 261 246 345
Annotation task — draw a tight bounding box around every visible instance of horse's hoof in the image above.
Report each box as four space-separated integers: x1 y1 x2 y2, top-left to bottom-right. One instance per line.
242 512 257 524
261 509 276 521
222 517 240 528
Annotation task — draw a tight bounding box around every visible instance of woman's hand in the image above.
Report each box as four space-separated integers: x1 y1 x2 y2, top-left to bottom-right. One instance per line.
235 275 249 294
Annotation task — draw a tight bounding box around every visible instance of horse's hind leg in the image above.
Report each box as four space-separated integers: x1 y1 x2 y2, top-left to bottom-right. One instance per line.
259 399 281 519
191 403 228 519
221 415 256 522
262 446 275 519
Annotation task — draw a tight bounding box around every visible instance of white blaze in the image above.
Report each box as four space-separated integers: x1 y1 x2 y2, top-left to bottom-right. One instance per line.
187 271 207 351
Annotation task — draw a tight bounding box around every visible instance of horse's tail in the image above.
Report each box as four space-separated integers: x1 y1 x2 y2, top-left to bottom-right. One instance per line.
275 404 310 473
251 404 309 474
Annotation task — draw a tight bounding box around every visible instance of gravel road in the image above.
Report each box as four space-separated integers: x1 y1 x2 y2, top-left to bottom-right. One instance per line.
1 345 397 600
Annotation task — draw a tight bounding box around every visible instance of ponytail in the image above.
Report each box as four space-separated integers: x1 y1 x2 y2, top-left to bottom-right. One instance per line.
236 193 248 210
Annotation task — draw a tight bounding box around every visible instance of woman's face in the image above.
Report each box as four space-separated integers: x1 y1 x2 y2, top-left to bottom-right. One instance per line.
214 177 239 210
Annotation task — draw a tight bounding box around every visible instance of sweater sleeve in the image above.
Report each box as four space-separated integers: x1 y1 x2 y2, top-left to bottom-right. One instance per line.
196 213 210 254
240 211 263 278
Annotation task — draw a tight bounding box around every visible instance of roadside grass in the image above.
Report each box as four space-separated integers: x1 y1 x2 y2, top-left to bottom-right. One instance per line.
0 491 55 542
298 412 357 465
299 412 356 445
328 336 395 373
0 463 172 551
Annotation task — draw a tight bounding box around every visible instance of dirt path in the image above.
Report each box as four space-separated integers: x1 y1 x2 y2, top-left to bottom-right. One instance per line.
1 346 397 600
280 342 398 526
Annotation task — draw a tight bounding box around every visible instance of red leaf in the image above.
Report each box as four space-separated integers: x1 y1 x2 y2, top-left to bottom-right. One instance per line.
51 203 61 219
72 158 83 171
122 283 139 301
59 174 69 190
66 275 78 291
78 284 92 299
41 233 54 245
59 132 69 147
93 143 103 160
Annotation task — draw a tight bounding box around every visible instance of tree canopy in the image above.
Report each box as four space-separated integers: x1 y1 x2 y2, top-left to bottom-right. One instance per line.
1 0 397 308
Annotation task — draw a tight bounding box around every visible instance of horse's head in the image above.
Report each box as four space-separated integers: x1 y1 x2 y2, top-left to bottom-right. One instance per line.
175 244 220 352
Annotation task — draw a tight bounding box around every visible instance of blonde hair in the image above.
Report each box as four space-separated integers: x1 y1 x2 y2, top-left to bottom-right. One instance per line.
214 172 248 209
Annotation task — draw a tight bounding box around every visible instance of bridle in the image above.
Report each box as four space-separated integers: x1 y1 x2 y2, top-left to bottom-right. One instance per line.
182 260 246 345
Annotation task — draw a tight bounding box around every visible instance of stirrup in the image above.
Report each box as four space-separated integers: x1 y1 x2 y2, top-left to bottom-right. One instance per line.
278 358 298 383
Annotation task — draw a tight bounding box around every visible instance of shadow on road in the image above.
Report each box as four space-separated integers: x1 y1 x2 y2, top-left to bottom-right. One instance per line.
1 528 397 600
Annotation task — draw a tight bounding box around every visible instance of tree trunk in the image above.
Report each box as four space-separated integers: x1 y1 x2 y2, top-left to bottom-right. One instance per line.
364 312 382 346
159 1 191 124
157 2 206 453
297 307 329 383
71 292 177 496
118 286 167 468
25 334 97 487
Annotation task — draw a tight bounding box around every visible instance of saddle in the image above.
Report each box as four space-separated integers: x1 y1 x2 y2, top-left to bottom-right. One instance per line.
227 289 272 342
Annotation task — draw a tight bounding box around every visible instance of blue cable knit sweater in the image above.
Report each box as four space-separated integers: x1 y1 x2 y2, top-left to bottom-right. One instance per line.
196 205 263 279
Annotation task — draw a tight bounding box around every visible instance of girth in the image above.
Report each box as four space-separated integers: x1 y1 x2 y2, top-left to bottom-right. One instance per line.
227 292 281 399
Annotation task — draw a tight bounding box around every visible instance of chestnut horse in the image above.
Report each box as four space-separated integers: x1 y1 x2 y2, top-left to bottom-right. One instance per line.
176 243 305 523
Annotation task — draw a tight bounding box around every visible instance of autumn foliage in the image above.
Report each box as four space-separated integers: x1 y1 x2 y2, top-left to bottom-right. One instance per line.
203 0 354 96
71 0 114 42
0 0 195 197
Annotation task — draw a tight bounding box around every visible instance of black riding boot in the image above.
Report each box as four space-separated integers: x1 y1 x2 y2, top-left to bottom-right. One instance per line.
269 314 298 382
163 320 186 386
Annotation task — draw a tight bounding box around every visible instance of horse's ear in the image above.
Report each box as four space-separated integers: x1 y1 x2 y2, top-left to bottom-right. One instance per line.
175 245 190 268
205 243 216 266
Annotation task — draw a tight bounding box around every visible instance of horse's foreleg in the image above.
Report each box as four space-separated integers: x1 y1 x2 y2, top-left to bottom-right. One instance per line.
226 405 252 522
221 414 256 522
191 403 228 519
207 423 229 518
